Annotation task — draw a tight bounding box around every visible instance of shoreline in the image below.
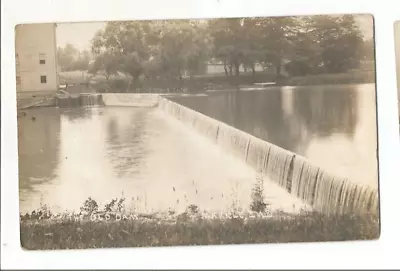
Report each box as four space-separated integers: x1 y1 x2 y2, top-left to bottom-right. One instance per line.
20 210 380 250
19 195 380 250
16 81 375 112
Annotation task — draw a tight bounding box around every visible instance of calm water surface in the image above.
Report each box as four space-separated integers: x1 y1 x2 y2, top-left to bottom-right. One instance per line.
171 84 378 188
18 84 378 214
18 106 306 214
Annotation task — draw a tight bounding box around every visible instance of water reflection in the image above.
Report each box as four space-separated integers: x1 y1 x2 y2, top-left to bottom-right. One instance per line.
18 108 61 204
107 117 119 144
105 108 149 178
18 85 377 214
18 106 308 214
292 86 358 139
171 84 377 187
62 107 93 122
172 86 359 154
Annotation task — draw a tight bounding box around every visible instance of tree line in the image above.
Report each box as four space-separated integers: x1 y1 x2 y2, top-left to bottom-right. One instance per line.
86 15 374 90
57 44 92 72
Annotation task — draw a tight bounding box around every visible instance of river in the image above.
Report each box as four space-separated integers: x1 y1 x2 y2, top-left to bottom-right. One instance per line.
18 106 307 214
18 83 378 214
170 84 379 189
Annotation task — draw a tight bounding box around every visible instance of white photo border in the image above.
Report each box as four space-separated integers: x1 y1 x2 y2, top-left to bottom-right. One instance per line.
2 0 400 268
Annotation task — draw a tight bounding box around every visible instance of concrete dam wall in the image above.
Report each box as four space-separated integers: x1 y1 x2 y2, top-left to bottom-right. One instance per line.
57 93 160 108
101 93 159 107
158 97 379 215
56 94 104 108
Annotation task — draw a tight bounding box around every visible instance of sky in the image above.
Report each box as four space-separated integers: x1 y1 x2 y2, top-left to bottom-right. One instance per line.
56 15 374 51
56 22 105 51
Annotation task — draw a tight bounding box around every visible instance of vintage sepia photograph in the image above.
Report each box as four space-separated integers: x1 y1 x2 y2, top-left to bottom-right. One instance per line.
16 14 379 250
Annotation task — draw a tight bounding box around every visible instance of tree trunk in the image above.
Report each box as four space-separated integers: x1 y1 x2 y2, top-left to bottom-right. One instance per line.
252 64 256 76
235 63 240 77
127 76 138 93
178 71 183 93
224 61 229 77
126 78 132 93
229 65 233 76
276 64 281 77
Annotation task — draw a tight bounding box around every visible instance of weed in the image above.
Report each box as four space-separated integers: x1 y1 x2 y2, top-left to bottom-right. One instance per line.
80 197 99 214
250 174 269 213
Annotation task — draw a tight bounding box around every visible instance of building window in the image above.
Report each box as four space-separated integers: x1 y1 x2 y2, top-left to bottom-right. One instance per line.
40 75 47 84
39 53 46 64
16 76 21 85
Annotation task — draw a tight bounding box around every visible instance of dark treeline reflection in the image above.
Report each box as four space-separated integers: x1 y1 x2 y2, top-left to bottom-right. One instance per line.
171 86 359 155
62 108 93 122
105 108 149 178
18 108 61 192
292 87 358 138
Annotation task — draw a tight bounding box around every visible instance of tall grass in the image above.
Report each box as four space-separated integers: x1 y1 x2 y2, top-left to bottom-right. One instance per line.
20 211 379 250
20 194 380 250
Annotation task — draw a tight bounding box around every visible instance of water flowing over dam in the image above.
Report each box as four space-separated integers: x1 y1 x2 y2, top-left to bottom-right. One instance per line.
56 93 104 108
158 96 379 215
19 89 378 216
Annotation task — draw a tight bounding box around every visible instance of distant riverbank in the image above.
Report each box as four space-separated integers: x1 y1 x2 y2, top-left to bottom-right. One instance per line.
284 70 375 86
80 70 375 94
16 71 375 111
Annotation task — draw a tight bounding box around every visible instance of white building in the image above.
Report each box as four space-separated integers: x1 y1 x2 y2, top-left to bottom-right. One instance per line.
15 23 59 96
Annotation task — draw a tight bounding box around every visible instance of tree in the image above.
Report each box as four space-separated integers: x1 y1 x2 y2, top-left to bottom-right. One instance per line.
90 21 152 91
284 16 323 76
361 38 375 61
87 15 367 92
72 49 91 70
285 15 365 75
90 20 209 92
88 52 119 80
208 16 298 78
57 43 79 71
310 15 364 73
208 18 247 77
58 44 92 71
257 17 297 77
155 20 209 79
241 18 265 76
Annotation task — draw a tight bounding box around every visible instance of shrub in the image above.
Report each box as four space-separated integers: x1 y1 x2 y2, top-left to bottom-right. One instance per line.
250 174 269 213
80 197 99 214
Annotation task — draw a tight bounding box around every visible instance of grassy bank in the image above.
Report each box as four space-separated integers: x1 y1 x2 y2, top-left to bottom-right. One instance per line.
60 69 375 94
285 70 375 86
90 72 277 94
20 211 379 250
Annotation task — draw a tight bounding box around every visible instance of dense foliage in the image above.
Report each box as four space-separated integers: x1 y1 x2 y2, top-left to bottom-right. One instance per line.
57 44 92 72
88 15 372 83
55 16 374 91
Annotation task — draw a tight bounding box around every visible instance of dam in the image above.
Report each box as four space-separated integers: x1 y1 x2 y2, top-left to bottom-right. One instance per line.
18 84 379 216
